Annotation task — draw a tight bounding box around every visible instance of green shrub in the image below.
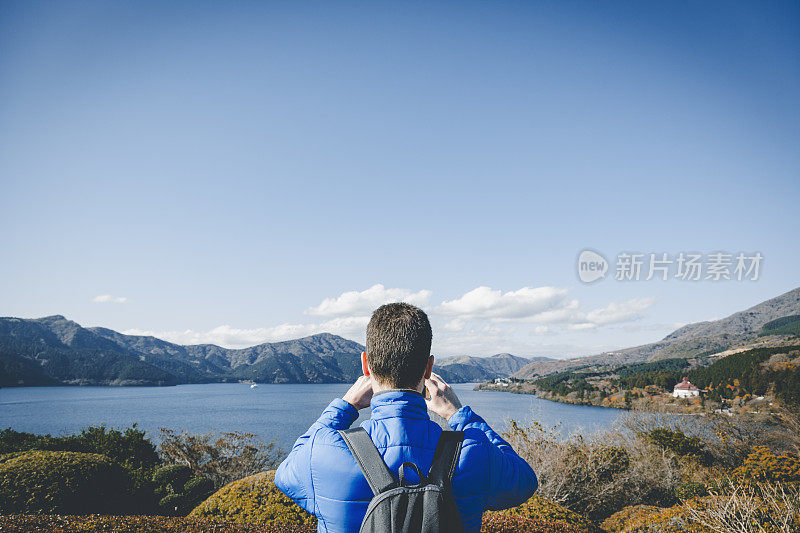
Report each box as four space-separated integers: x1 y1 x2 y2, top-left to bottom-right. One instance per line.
152 465 214 516
190 470 316 527
0 425 158 473
0 450 129 514
153 464 194 491
675 482 709 500
159 493 187 516
592 445 630 482
185 476 215 498
0 425 160 513
646 429 712 466
493 495 602 533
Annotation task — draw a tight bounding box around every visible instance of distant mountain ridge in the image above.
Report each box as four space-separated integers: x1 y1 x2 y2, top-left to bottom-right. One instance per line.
5 288 797 387
0 315 535 386
514 287 800 380
435 353 549 383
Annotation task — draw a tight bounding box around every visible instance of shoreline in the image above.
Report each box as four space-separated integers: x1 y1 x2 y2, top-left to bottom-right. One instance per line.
473 382 739 416
1 379 483 389
475 383 635 411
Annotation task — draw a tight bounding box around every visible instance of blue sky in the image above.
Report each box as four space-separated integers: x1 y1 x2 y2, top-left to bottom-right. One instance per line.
1 1 798 357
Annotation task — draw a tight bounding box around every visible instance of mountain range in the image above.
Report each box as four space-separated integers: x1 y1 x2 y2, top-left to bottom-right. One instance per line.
513 286 800 380
0 315 536 387
4 287 796 388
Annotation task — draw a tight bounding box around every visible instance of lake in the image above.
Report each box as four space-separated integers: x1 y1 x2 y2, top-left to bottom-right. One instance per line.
0 383 625 450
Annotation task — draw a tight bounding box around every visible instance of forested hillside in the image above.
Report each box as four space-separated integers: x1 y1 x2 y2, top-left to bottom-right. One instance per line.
759 315 800 337
487 344 800 411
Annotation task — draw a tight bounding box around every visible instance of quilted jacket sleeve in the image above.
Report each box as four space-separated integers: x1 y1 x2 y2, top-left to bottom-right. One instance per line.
274 397 359 514
448 406 538 510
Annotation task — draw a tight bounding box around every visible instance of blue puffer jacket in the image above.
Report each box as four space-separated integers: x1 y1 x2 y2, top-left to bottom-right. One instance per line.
275 390 538 532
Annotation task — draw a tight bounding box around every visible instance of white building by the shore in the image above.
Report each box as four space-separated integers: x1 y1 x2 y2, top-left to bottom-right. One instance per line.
673 377 700 398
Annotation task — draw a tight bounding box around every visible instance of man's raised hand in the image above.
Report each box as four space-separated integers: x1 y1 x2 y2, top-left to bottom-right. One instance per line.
424 372 462 420
343 375 374 410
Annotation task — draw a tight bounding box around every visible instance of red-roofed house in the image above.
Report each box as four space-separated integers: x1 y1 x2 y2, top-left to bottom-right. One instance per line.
673 377 700 398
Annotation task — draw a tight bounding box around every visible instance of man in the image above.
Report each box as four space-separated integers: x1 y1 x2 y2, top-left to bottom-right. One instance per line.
275 303 537 532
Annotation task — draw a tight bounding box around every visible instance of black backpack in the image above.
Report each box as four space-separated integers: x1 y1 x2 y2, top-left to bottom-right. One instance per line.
338 427 464 533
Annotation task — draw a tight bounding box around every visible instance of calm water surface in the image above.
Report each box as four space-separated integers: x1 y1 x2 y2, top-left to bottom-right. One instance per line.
0 383 624 450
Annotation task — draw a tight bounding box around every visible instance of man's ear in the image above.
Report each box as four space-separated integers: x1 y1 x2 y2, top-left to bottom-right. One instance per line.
361 351 370 376
424 355 434 379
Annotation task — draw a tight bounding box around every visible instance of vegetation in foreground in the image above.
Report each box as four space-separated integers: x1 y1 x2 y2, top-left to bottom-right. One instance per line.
0 425 283 516
0 513 593 533
2 399 800 532
0 514 313 533
503 405 800 531
190 471 316 527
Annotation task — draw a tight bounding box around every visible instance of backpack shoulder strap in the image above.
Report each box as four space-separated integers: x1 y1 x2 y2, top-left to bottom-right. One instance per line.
427 430 464 487
338 427 397 496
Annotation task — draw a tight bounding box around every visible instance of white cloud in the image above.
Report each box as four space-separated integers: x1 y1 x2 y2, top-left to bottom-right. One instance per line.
525 304 585 325
123 316 370 349
436 286 656 329
430 323 618 359
121 283 433 349
584 297 657 325
567 323 597 331
442 318 466 332
437 286 573 321
306 284 432 317
119 284 658 357
429 287 659 355
93 294 127 304
313 316 371 338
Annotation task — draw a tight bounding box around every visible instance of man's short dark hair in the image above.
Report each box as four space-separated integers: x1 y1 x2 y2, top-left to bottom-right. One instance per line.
366 302 432 389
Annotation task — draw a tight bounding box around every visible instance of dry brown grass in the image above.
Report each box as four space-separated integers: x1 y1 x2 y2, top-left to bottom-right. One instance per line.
503 418 681 521
681 482 800 533
0 513 593 533
158 429 284 489
0 515 313 532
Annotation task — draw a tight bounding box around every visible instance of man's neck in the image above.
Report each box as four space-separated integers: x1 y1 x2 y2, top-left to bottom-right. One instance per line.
372 379 425 396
